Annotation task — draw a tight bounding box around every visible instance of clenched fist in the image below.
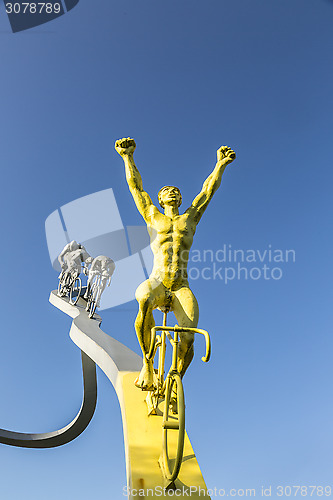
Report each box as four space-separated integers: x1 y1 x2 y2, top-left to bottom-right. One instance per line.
217 146 236 165
115 137 136 156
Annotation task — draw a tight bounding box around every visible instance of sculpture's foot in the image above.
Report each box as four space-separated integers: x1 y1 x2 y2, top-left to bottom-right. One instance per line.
134 365 154 391
83 293 89 299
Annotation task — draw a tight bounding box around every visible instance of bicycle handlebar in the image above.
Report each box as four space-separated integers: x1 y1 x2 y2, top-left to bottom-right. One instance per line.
147 325 211 363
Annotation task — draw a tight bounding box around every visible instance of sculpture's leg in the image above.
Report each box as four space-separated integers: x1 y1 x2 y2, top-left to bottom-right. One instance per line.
96 276 107 307
172 286 199 378
134 280 159 390
84 276 92 299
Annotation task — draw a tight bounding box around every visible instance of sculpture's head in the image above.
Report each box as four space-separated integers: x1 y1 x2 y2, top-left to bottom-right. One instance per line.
69 240 80 251
158 186 182 209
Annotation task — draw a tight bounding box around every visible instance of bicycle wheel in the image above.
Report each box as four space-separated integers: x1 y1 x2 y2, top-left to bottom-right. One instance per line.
88 281 98 319
69 277 82 305
57 279 63 297
160 372 185 484
58 275 68 297
85 293 92 312
85 283 94 313
88 299 97 319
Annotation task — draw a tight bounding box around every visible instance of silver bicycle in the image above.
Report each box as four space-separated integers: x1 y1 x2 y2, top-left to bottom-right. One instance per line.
86 272 111 319
57 269 82 306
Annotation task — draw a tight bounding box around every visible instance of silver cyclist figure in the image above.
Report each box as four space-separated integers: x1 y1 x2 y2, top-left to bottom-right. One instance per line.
84 255 115 308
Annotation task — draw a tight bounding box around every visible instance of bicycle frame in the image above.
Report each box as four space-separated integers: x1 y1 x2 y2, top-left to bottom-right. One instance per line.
148 321 211 375
146 314 211 406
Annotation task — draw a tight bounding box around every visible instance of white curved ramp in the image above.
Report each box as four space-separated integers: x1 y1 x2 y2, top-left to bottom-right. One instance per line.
0 348 97 448
50 292 210 499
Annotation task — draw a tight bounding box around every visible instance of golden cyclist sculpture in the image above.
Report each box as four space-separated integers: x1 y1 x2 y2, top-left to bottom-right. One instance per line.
115 137 236 392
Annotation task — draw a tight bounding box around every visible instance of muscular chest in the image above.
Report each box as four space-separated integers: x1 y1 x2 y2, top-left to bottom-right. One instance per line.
150 215 195 245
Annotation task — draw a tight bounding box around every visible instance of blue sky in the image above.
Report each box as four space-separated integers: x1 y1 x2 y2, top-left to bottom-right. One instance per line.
0 0 332 498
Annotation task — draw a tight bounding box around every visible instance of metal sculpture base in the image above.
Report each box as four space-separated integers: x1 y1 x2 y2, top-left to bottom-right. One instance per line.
0 291 210 499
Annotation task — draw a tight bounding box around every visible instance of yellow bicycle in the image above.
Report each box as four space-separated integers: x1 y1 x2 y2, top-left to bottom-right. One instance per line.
146 311 211 486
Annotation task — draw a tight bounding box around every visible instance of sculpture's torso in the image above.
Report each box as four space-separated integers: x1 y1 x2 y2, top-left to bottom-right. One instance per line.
91 255 115 276
64 248 86 271
147 210 196 290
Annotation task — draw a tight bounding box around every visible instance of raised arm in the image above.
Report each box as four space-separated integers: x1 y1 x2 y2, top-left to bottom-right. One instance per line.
186 145 236 223
115 137 157 222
